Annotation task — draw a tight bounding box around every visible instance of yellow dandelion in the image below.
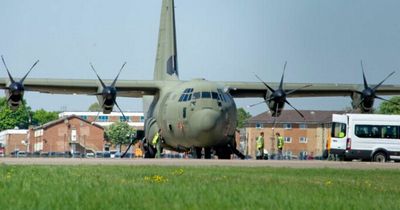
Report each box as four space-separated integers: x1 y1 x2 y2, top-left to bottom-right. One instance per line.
172 168 184 176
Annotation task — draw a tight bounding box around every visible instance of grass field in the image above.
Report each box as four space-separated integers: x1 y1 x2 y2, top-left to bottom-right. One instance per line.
0 165 399 210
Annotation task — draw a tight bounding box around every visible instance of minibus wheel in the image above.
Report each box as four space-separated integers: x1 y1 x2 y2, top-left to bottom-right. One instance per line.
373 152 387 162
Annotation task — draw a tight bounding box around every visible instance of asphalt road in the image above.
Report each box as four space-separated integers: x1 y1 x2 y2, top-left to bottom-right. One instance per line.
1 158 399 169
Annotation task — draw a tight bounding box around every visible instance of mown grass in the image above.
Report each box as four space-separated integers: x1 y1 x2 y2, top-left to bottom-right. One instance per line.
0 165 399 210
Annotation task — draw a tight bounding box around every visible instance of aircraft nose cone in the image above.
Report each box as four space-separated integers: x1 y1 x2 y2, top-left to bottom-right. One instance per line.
192 109 220 132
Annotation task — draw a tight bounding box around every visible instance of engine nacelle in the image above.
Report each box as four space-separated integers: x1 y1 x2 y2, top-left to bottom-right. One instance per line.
5 82 25 111
351 92 374 113
267 100 285 117
96 95 115 114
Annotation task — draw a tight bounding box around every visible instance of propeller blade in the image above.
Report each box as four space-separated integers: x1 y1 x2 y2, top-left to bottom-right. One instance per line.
360 60 369 89
354 97 366 109
111 62 127 87
1 55 15 83
113 100 128 122
279 61 287 90
284 99 305 119
285 84 312 96
272 117 277 129
247 96 276 108
254 74 275 92
90 63 107 89
20 60 39 83
372 71 395 91
121 141 134 158
272 105 279 128
247 100 267 108
375 95 400 106
91 111 101 125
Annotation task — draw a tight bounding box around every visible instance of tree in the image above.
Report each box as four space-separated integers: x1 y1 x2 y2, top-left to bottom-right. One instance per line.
32 109 59 126
0 97 31 130
105 122 136 152
237 107 252 128
88 102 102 112
378 96 400 114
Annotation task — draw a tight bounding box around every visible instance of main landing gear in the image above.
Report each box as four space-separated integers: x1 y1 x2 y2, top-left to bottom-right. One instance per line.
142 138 156 158
214 142 245 160
191 141 245 160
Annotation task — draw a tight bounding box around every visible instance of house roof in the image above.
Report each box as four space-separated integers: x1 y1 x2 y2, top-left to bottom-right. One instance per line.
245 110 345 126
33 115 104 130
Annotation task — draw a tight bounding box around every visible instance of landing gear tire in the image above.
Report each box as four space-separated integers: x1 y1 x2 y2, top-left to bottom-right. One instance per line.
142 138 156 158
229 141 245 160
192 147 202 159
215 146 231 159
373 152 387 162
204 147 212 159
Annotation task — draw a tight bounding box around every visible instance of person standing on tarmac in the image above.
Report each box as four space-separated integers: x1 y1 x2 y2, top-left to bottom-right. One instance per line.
276 132 284 160
256 132 265 160
152 129 162 158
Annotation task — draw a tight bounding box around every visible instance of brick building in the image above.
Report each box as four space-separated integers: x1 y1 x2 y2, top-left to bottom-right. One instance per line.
0 129 29 156
29 115 105 155
244 110 343 159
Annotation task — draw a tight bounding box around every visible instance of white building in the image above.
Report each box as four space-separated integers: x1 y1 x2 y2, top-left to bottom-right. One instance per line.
58 111 144 128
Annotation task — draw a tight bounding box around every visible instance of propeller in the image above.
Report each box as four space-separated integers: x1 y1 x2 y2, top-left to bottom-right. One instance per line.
1 55 39 109
354 60 397 111
90 62 128 122
248 61 311 118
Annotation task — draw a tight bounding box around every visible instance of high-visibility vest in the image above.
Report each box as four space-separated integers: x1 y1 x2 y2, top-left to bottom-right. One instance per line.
338 132 345 138
152 132 160 145
277 136 284 149
256 136 264 149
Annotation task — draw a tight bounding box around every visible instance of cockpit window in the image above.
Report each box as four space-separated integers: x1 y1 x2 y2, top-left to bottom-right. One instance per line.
211 92 219 100
184 88 194 94
193 92 200 100
178 94 185 102
187 90 227 102
217 89 227 102
202 92 211 98
179 88 194 102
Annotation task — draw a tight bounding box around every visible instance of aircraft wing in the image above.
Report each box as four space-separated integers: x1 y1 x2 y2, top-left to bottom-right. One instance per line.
0 78 164 97
221 81 400 98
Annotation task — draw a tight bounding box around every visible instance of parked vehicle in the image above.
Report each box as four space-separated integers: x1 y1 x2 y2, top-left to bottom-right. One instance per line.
330 114 400 162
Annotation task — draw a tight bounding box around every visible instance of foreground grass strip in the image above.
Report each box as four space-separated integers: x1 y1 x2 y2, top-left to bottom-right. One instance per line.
0 165 399 210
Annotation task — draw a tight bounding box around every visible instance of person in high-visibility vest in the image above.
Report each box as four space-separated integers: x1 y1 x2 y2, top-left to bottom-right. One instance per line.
152 129 162 158
276 132 284 160
256 132 265 160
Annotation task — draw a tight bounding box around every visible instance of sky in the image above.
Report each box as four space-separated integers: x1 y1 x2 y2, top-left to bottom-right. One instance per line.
1 0 400 116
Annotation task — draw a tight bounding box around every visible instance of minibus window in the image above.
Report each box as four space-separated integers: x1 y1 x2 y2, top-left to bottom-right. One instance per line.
331 122 346 138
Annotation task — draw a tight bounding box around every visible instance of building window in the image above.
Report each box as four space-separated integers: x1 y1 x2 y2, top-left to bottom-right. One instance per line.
283 123 292 129
299 123 307 129
256 123 263 129
140 116 145 122
98 116 108 122
299 137 308 143
120 116 129 122
80 115 88 120
284 137 292 143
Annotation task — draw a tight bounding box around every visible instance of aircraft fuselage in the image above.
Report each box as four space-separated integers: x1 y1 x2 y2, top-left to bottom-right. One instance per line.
145 79 237 151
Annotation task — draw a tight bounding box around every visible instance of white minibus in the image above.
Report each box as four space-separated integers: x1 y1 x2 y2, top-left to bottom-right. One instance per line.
330 114 400 162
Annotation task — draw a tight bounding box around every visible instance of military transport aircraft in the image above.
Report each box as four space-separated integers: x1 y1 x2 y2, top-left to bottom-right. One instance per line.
1 0 400 159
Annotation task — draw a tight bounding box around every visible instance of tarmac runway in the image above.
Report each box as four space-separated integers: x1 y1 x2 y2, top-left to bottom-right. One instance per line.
1 158 399 169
